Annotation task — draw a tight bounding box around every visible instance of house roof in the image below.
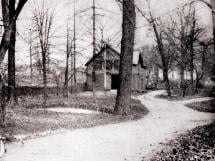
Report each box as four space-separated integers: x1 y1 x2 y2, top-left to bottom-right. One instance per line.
133 51 140 65
133 51 147 68
85 45 146 68
85 45 119 66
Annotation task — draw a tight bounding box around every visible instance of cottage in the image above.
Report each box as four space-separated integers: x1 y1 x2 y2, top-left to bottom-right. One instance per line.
85 45 147 91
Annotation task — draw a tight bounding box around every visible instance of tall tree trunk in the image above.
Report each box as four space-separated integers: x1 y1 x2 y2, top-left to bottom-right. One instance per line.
190 47 194 94
92 0 97 102
32 6 54 105
29 29 33 81
7 0 17 104
157 42 171 97
211 0 215 81
0 0 28 126
0 0 28 66
189 8 196 95
180 66 186 97
150 12 171 97
64 57 69 97
7 22 16 103
64 29 69 97
42 51 47 105
114 0 136 115
0 76 6 127
56 77 59 96
210 0 215 97
163 67 171 97
0 104 6 127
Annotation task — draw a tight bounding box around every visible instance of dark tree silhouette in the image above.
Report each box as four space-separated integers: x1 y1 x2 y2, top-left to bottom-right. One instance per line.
114 0 136 115
7 0 17 104
0 0 28 65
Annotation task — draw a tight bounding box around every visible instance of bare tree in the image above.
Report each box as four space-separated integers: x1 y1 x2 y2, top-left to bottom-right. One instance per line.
7 0 17 104
164 5 204 96
49 62 63 96
185 6 204 94
28 29 34 81
192 0 215 96
0 74 6 127
17 28 36 82
188 7 197 93
64 29 70 97
135 2 172 96
163 12 189 97
152 22 172 96
0 0 28 65
64 24 73 97
0 0 28 126
32 4 55 105
195 39 213 92
114 0 136 115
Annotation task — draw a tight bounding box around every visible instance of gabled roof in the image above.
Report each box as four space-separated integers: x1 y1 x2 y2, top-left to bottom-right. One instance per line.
133 51 140 65
85 45 146 68
85 45 120 66
133 51 147 69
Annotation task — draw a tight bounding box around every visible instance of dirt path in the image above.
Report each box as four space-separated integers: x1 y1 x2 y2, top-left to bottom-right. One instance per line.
2 90 215 161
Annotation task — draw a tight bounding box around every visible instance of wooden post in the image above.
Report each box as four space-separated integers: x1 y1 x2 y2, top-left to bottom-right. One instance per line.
104 46 107 90
92 0 97 101
73 0 77 95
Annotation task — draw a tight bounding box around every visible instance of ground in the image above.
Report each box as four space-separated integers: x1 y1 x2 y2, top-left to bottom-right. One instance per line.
0 91 147 138
186 99 215 113
150 92 215 161
150 122 215 161
1 90 214 161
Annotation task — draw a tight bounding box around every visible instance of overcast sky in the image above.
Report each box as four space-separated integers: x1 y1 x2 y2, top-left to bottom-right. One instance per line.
7 0 213 67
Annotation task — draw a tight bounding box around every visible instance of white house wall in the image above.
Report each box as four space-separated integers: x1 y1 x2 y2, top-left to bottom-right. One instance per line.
158 68 197 81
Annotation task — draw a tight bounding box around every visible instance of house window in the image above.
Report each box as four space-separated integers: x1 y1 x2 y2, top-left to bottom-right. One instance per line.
113 60 119 70
94 59 102 70
106 60 112 70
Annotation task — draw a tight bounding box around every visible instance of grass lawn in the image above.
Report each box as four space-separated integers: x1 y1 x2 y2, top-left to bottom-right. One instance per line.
186 99 215 113
0 95 148 139
156 90 202 101
156 94 201 101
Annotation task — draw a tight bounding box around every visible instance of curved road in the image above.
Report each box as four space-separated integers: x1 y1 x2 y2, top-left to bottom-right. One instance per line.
2 91 215 161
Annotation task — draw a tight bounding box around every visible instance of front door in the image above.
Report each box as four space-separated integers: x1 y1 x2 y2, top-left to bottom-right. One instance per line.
111 75 120 89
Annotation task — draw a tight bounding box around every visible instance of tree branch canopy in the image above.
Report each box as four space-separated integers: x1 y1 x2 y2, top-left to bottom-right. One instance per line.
0 0 28 65
195 0 212 9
